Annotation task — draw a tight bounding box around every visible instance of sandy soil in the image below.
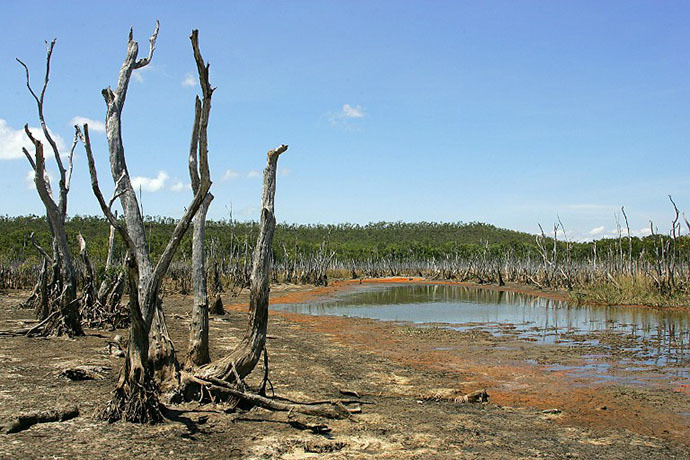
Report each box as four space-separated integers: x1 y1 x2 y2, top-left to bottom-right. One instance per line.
0 280 688 459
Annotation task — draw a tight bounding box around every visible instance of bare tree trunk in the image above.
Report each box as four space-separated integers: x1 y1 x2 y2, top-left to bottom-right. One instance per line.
186 194 213 367
102 256 161 423
185 37 215 366
83 24 213 423
105 215 117 271
198 144 287 383
17 40 82 337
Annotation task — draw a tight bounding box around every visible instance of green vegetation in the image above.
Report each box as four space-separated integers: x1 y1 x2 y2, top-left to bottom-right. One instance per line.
1 215 689 308
0 215 539 265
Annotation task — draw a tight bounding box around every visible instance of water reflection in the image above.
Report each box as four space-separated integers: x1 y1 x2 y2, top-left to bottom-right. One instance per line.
272 284 690 369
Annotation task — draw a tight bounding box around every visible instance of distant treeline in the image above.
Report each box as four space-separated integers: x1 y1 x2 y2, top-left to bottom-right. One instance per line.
0 215 687 268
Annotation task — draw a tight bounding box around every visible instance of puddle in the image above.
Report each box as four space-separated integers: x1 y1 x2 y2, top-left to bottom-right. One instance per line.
272 283 690 382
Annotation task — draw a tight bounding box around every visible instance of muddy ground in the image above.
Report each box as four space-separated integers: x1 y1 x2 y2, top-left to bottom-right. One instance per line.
0 280 689 459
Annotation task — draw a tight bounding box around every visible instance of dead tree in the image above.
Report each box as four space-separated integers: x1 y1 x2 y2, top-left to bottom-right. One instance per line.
186 30 215 367
82 23 212 423
196 144 288 384
78 233 128 330
17 40 83 337
621 206 633 275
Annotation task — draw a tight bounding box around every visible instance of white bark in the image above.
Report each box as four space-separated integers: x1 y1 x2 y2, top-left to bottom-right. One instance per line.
198 144 287 382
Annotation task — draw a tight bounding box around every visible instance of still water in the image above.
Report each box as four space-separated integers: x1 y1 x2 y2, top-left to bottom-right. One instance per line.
272 284 690 371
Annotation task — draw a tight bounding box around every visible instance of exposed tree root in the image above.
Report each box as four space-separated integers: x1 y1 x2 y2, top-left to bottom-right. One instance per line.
80 275 129 330
79 235 129 330
101 376 163 424
209 293 225 315
2 406 79 434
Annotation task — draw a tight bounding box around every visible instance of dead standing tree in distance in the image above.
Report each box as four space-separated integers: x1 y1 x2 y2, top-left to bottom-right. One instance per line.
82 23 212 423
17 40 83 337
186 30 214 367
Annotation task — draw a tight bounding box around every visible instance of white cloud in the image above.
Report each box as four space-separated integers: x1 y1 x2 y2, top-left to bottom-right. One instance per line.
589 226 605 235
342 103 365 118
278 167 292 177
132 71 144 83
182 74 197 87
637 227 652 237
247 170 260 178
131 171 168 192
71 116 105 133
24 170 36 190
169 181 190 192
0 119 66 160
328 103 366 126
25 169 55 191
223 169 240 181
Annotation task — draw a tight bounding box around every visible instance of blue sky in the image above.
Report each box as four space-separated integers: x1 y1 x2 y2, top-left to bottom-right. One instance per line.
1 1 689 241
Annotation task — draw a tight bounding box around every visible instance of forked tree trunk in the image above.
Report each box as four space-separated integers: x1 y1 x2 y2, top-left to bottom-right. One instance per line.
84 24 213 423
197 144 287 383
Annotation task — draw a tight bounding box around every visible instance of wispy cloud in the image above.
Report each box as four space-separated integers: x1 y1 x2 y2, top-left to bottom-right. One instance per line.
342 104 365 118
131 64 157 83
131 171 168 192
279 167 292 177
182 73 196 88
238 205 259 218
71 116 105 133
223 169 240 181
567 204 613 211
0 119 66 161
589 226 605 235
247 170 260 178
328 103 366 127
169 180 190 192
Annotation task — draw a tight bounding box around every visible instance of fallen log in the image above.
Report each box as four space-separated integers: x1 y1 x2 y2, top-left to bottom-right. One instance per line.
57 365 110 381
3 406 79 433
0 311 58 337
236 413 332 434
188 374 352 419
422 388 489 403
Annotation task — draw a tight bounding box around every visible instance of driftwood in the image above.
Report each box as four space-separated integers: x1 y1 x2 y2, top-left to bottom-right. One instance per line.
57 365 110 381
0 311 58 337
233 412 331 434
236 412 333 434
421 388 489 404
3 406 79 433
187 374 352 419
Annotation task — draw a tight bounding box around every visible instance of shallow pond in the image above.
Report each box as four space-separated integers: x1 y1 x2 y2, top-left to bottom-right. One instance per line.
272 283 690 380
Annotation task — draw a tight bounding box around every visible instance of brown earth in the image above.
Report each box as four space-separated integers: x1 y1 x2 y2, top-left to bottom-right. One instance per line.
0 279 689 459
